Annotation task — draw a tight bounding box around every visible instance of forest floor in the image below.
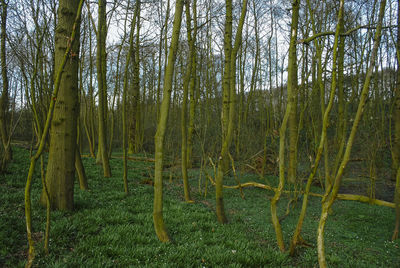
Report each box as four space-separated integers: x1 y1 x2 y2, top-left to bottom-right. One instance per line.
1 146 400 267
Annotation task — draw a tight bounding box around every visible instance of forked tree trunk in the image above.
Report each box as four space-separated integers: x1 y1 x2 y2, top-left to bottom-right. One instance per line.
215 0 247 224
271 0 299 252
290 0 344 254
317 1 386 266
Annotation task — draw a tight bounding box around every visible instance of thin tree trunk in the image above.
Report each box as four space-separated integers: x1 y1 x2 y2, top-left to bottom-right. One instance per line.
122 0 139 195
318 1 386 266
215 0 247 224
0 0 11 165
391 0 400 240
181 0 196 202
96 0 111 177
75 147 88 190
153 0 184 242
186 0 197 169
271 0 300 252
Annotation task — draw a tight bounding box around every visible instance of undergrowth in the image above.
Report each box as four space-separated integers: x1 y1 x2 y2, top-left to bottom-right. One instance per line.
0 146 399 267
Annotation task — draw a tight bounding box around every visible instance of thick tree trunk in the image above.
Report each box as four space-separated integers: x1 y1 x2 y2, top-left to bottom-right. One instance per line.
41 0 82 210
25 2 84 263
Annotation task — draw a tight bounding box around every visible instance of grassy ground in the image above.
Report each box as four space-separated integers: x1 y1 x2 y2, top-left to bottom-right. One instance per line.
1 146 399 267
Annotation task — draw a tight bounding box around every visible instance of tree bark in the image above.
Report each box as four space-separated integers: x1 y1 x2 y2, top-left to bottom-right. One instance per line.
271 0 300 252
96 0 111 177
0 0 11 166
41 0 83 210
317 1 386 266
215 0 248 224
153 0 184 242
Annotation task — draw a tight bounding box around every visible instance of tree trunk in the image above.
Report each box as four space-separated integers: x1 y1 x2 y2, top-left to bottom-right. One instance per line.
96 0 111 177
75 147 88 190
392 0 400 240
317 1 386 265
41 0 82 210
392 0 400 178
215 0 247 224
25 1 84 263
153 0 184 242
271 0 300 252
181 0 196 203
0 0 11 166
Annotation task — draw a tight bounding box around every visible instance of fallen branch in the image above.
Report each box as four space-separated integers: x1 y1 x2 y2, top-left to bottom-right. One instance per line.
336 194 395 208
203 171 395 209
111 156 155 162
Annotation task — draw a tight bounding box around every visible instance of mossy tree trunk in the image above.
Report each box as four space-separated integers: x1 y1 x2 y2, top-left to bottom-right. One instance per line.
129 0 141 154
0 0 11 167
25 2 84 263
331 20 347 186
290 0 344 254
153 0 184 242
287 2 299 184
83 16 96 158
122 0 139 195
96 0 111 177
215 0 248 224
392 0 400 240
186 0 198 169
270 0 299 252
393 167 400 240
75 147 88 190
41 0 83 210
181 0 196 203
392 0 400 182
317 0 386 266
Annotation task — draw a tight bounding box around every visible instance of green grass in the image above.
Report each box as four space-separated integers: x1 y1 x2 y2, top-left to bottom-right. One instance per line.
1 146 399 267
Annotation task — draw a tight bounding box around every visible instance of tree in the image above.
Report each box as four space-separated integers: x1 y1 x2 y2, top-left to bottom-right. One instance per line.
153 0 184 242
290 0 345 254
25 0 84 265
0 0 11 168
270 0 300 252
287 0 300 186
96 0 111 177
42 0 83 210
180 0 196 203
129 0 141 154
122 0 140 194
392 0 400 241
317 0 386 265
215 0 248 223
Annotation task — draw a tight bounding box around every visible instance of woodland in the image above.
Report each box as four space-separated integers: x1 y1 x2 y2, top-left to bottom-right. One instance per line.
0 0 399 267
